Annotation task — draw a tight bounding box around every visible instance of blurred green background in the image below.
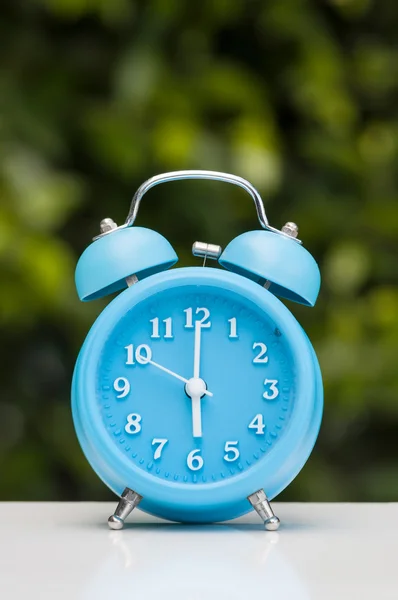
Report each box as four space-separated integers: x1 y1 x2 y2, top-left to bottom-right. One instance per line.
1 0 397 503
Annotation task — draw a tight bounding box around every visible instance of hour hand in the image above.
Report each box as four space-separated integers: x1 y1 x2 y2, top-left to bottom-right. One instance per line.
190 394 202 438
185 377 209 438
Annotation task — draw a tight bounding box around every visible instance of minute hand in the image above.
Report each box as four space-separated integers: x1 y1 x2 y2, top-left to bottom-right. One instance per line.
193 320 202 379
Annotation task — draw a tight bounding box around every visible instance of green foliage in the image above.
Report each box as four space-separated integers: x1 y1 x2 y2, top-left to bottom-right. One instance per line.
0 0 397 501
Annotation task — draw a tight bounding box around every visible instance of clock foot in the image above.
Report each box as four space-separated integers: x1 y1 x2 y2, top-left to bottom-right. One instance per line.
247 489 280 531
108 488 143 530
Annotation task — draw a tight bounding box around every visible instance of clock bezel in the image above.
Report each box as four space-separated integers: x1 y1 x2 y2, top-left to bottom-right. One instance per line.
72 267 322 522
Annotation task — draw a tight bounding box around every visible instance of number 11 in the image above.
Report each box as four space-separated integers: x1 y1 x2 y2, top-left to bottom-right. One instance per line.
150 317 173 339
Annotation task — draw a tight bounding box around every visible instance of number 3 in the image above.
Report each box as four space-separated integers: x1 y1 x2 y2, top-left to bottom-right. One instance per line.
263 379 279 400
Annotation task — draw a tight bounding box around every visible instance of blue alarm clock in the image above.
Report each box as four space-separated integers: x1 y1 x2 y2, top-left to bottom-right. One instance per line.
72 170 323 530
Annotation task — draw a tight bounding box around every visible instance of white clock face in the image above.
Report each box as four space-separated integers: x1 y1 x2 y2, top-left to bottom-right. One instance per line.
97 285 296 485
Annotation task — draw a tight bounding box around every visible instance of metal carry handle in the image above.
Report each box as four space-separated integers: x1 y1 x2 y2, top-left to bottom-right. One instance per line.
125 170 290 237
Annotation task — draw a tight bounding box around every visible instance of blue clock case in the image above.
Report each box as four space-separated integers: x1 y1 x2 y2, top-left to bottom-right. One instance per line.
72 267 323 523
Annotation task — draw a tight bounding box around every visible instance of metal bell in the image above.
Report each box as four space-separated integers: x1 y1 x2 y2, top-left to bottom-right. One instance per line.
219 230 320 306
75 226 178 301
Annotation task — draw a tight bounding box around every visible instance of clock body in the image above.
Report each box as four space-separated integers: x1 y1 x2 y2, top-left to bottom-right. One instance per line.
72 266 323 523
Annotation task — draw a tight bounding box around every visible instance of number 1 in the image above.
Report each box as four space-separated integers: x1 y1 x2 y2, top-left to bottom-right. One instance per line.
228 318 238 338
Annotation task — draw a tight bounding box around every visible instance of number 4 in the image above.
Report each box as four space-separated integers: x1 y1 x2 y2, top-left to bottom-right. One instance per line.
248 414 265 435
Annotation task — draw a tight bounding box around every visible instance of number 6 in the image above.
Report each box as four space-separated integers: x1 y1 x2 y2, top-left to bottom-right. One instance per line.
187 449 204 471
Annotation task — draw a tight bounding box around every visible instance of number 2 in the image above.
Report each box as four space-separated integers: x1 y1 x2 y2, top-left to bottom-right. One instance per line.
253 342 268 363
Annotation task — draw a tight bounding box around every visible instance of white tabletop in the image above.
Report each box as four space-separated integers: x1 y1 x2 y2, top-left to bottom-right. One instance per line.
1 502 397 599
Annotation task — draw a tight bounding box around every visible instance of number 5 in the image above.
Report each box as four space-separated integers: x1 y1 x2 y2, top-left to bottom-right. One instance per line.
224 441 239 462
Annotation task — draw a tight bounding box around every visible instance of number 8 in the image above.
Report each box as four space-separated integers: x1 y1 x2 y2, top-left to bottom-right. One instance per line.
125 413 142 434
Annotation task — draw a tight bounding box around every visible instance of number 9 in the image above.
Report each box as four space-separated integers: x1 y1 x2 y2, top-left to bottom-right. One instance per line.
113 377 130 398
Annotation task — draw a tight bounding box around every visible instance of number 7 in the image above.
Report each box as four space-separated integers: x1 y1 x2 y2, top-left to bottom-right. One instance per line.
152 438 169 460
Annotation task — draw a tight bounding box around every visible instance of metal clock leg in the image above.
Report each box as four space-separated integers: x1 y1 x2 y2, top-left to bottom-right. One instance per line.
108 488 143 530
247 489 280 531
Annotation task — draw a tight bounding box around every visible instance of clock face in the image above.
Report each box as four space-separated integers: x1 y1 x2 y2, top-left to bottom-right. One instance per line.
96 283 297 485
